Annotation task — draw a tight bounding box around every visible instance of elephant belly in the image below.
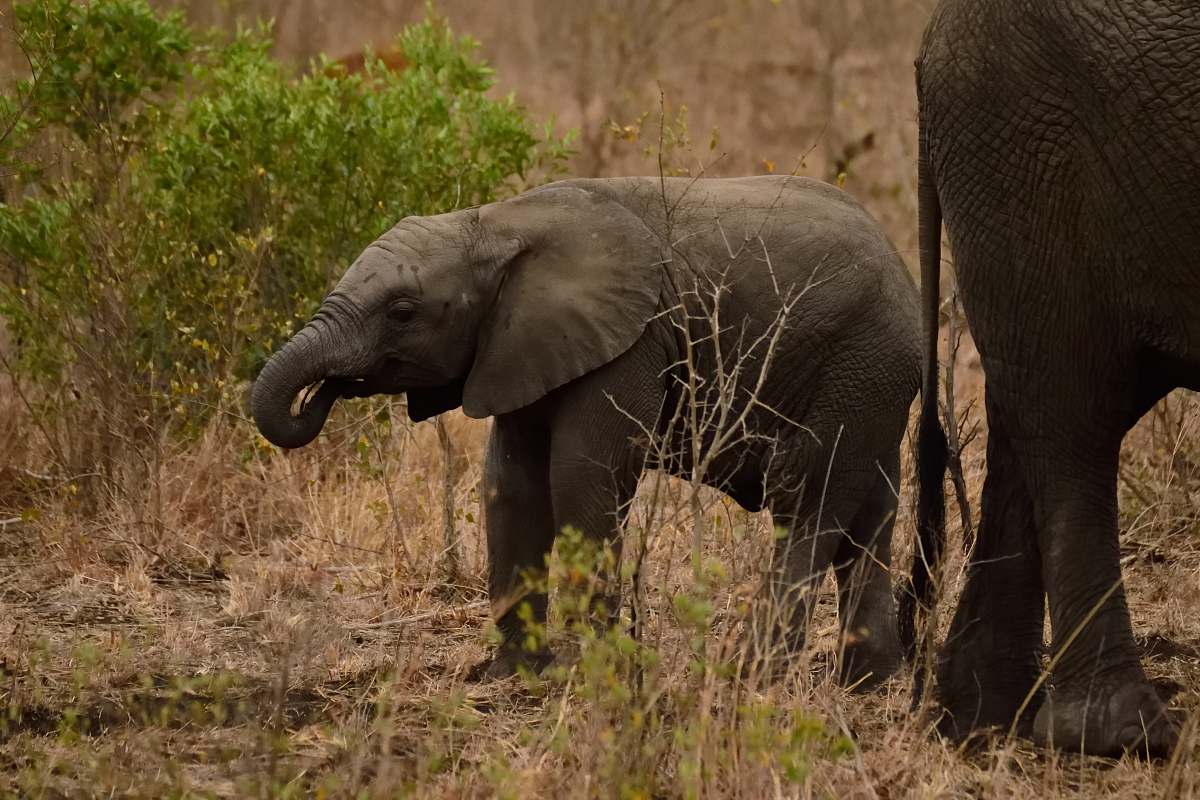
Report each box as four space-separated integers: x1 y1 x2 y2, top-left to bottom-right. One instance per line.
649 441 768 513
700 456 768 513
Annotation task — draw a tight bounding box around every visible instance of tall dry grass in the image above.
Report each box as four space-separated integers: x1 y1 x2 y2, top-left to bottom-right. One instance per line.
0 357 1197 796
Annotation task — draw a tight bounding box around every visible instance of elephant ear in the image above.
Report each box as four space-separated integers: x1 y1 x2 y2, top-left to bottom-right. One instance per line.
463 184 666 418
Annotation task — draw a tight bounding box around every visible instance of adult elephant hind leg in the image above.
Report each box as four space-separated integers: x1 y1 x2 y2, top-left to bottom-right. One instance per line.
936 395 1044 740
997 371 1180 757
479 414 556 679
833 455 904 691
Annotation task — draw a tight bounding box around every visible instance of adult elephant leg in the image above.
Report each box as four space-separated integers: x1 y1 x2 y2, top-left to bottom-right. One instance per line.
990 360 1177 756
833 454 904 690
936 394 1044 739
1025 421 1177 755
482 412 556 678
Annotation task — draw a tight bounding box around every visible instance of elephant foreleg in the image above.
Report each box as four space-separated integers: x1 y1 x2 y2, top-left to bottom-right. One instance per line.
481 413 556 678
543 354 663 640
546 415 646 637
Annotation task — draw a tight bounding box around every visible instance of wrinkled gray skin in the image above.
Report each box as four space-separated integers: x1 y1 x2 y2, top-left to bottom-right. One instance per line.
253 176 921 687
918 0 1200 757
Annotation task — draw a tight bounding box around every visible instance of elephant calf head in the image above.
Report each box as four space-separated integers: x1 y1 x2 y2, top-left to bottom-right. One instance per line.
251 184 667 448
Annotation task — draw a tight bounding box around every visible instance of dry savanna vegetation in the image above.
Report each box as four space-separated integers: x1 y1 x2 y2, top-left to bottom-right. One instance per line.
0 2 1198 798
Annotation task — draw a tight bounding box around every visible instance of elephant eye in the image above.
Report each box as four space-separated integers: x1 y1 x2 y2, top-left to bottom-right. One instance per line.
387 299 417 322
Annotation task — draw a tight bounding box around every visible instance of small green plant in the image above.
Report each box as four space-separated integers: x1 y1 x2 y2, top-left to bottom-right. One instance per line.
508 528 852 799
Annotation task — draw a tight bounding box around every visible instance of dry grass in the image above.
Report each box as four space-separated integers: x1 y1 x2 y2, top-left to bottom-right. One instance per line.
0 361 1197 798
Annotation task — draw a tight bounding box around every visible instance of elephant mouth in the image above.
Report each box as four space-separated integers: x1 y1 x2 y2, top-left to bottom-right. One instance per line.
299 364 439 405
335 376 392 398
290 377 359 415
289 356 461 419
283 376 384 423
339 358 451 398
335 373 412 399
288 375 401 405
292 371 463 427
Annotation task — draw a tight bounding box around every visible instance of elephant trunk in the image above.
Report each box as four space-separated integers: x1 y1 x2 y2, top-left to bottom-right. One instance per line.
251 308 366 449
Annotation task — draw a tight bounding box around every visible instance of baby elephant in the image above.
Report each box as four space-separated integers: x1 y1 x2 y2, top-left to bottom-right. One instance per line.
252 176 923 686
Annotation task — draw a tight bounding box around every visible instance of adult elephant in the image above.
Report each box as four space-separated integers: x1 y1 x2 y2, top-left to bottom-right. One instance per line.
253 176 930 686
916 0 1199 756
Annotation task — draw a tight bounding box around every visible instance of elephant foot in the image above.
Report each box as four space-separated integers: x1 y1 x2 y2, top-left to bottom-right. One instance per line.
739 629 803 682
935 649 1044 740
1032 677 1180 758
931 618 1046 743
467 646 554 682
935 682 1045 742
838 630 902 692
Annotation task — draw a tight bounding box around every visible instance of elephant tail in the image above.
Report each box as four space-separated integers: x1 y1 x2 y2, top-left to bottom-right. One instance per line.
898 119 949 681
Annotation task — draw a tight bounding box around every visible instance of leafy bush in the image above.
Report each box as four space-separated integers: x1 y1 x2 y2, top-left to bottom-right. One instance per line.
0 0 570 478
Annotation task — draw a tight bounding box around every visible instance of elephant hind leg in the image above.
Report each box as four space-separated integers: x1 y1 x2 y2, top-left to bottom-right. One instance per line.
833 454 904 691
1026 465 1180 754
744 459 878 681
989 362 1178 756
742 511 840 680
936 395 1045 738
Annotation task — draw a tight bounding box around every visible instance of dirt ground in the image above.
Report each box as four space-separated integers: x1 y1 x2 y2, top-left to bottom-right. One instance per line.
0 338 1197 798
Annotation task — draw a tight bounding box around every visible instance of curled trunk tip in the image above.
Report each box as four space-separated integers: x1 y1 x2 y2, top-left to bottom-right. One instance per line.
251 329 342 449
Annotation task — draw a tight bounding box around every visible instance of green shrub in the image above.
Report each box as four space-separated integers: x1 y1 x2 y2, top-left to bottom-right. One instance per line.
0 0 571 477
502 529 853 798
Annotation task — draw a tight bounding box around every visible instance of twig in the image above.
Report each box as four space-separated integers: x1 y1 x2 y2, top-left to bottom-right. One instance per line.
435 417 462 582
1119 464 1155 510
353 601 487 630
0 350 70 470
942 289 975 552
